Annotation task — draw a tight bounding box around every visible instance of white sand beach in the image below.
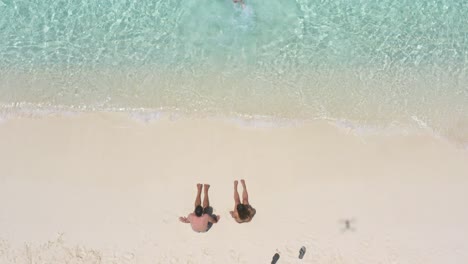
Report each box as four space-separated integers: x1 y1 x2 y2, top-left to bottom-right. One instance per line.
1 113 467 263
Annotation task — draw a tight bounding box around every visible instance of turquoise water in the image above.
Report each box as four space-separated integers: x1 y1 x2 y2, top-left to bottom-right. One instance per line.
0 0 467 143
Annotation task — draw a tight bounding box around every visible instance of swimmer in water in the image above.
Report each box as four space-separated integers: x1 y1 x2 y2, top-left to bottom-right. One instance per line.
233 0 246 9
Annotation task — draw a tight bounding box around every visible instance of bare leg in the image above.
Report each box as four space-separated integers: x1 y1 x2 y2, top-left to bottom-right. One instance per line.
229 181 241 218
234 180 241 205
241 179 249 204
203 184 210 208
194 183 202 208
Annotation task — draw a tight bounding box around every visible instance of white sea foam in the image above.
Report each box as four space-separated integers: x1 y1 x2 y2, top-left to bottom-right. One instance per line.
1 103 467 150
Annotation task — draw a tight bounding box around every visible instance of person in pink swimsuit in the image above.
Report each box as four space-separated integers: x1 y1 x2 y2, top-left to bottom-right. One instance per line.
179 184 220 232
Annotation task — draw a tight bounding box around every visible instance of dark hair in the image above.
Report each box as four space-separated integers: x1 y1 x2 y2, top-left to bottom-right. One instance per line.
236 204 249 220
195 205 203 217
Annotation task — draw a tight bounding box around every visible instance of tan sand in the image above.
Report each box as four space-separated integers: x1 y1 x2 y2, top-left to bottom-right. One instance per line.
0 113 467 263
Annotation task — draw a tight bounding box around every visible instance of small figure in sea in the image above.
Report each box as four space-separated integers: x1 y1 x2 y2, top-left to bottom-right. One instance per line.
339 218 356 232
230 179 256 223
233 0 246 9
179 184 220 232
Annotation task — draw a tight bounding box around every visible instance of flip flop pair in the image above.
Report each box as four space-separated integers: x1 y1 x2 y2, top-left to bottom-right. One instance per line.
271 246 306 264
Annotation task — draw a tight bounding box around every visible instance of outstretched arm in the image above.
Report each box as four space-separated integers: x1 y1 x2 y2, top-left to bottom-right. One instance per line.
179 216 190 223
210 215 220 223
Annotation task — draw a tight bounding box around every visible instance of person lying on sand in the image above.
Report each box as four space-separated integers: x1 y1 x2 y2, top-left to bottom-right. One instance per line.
230 179 256 223
179 184 220 233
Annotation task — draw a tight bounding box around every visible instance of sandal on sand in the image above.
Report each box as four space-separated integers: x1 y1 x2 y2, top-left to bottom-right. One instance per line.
271 253 280 264
299 246 306 259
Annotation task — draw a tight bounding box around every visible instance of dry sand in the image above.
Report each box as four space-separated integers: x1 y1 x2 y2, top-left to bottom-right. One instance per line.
0 113 467 263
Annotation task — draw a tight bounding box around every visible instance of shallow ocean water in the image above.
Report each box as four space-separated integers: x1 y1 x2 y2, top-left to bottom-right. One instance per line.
0 0 467 144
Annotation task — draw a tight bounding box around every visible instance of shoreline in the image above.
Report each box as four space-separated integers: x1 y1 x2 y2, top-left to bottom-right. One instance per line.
1 104 467 150
1 113 467 263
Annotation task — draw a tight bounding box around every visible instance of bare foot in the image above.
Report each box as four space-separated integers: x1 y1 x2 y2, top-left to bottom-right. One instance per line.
241 179 246 188
203 184 210 191
234 180 239 188
197 183 202 190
